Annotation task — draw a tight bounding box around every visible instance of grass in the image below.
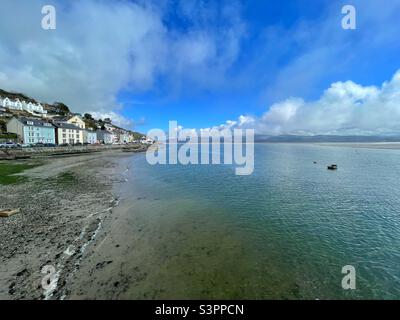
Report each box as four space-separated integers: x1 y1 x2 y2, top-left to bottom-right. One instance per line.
55 171 78 185
0 162 39 185
0 133 17 139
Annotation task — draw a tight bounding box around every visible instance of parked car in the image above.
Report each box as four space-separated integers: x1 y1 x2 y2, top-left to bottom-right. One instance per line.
0 142 18 148
19 143 32 148
33 142 45 147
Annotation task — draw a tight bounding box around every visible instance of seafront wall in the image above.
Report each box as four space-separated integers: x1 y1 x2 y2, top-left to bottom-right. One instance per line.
0 144 148 160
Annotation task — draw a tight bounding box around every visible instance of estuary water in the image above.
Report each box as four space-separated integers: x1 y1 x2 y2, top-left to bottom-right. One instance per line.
113 143 400 299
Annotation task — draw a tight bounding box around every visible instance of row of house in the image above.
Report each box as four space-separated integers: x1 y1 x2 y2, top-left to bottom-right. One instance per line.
5 115 151 145
6 116 94 145
0 97 47 116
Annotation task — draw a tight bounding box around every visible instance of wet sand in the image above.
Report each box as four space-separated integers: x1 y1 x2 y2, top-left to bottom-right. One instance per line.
1 151 250 300
0 152 131 300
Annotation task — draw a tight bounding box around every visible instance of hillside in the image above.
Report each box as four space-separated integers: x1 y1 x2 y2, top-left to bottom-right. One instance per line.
0 89 38 104
0 88 145 137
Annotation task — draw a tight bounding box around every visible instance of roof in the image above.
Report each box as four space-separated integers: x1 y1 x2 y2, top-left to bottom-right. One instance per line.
69 114 83 119
15 117 54 127
53 121 82 130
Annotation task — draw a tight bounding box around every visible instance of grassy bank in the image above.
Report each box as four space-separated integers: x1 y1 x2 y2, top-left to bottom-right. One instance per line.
0 162 40 185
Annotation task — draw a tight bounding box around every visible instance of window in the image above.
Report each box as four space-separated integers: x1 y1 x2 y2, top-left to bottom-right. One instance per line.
27 121 33 125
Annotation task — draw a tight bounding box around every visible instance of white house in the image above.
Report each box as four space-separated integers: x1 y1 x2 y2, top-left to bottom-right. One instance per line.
96 130 113 144
1 97 47 115
118 131 130 144
83 129 97 144
141 136 154 144
14 99 23 110
24 101 46 115
104 123 119 143
1 97 23 110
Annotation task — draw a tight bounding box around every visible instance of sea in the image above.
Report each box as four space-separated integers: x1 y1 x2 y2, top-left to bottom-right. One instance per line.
113 143 400 299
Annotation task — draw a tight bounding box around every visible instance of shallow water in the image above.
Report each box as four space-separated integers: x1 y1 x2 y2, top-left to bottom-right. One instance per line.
116 144 400 299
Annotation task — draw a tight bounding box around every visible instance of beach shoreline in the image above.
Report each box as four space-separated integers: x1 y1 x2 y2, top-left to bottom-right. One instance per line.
0 151 134 299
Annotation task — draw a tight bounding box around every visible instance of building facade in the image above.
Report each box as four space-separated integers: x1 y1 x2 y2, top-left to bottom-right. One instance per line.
54 122 84 145
6 117 55 144
84 130 97 144
0 97 47 115
67 115 86 129
118 132 130 144
96 130 113 144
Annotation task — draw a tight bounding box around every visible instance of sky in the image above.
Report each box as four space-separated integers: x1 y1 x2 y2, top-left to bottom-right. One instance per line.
1 0 400 135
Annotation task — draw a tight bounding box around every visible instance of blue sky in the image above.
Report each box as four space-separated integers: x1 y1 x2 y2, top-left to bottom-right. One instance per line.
118 0 400 132
1 0 400 134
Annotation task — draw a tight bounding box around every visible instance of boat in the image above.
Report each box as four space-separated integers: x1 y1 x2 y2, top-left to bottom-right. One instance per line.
327 164 338 170
0 208 21 217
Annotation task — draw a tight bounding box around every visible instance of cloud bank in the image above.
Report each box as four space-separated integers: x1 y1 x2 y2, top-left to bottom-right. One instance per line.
223 70 400 135
0 0 244 128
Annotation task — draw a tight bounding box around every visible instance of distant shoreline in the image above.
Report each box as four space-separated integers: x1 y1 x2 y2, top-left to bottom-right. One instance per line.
316 142 400 150
251 141 400 150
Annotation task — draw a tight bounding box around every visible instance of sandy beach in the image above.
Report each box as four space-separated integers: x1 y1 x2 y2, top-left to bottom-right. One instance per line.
0 152 132 299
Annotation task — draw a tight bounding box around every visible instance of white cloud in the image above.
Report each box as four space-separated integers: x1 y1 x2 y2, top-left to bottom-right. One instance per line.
0 0 244 119
259 1 400 103
89 111 136 129
225 70 400 135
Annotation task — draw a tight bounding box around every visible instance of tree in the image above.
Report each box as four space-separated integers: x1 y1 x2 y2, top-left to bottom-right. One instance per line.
53 102 70 116
0 119 6 133
84 113 93 120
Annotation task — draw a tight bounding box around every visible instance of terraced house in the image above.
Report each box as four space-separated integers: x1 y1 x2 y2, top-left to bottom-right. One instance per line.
6 117 55 144
53 122 83 145
83 129 97 144
67 115 86 129
0 97 47 116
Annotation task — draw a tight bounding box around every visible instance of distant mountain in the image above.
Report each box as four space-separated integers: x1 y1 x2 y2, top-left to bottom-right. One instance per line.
254 135 400 143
